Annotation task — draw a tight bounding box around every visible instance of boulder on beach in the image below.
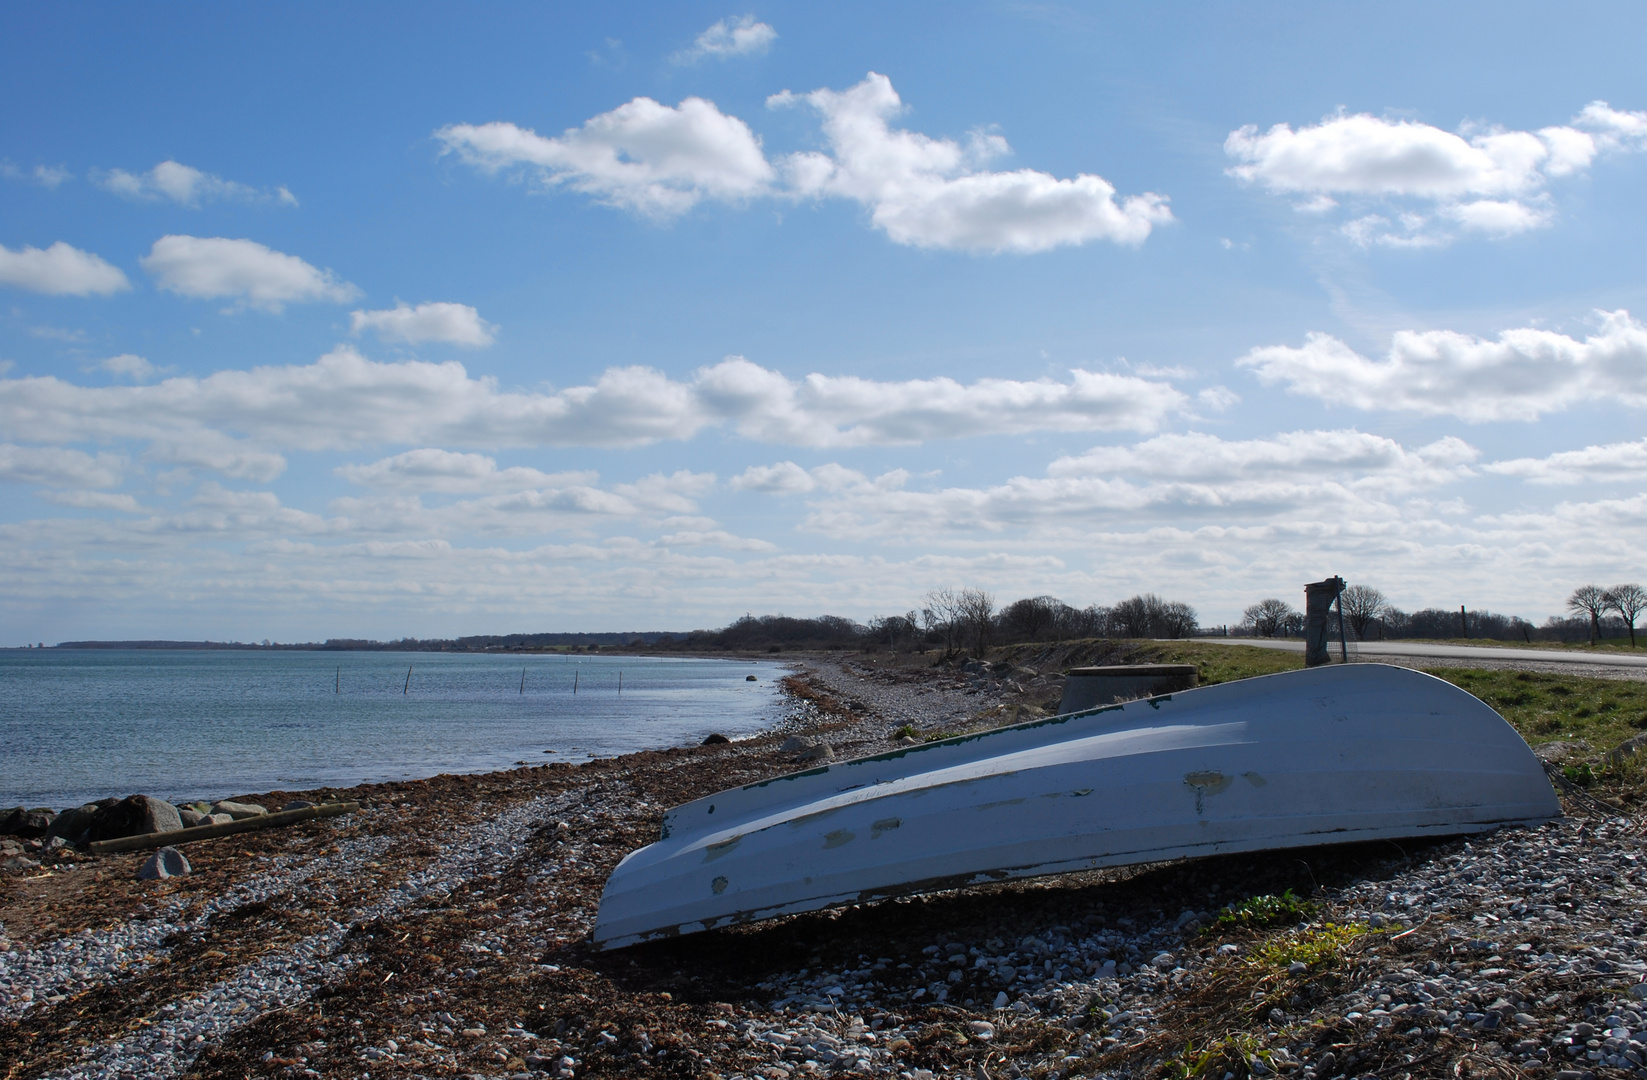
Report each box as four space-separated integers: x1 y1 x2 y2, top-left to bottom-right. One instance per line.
281 800 317 812
138 846 191 880
0 807 56 839
701 733 731 745
88 795 184 843
179 807 208 827
43 799 117 847
211 800 267 819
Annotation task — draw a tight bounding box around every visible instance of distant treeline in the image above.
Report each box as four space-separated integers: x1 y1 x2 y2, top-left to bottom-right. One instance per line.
55 631 681 652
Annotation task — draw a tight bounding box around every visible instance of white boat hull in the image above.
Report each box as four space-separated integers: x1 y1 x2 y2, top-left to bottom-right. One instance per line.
592 664 1559 949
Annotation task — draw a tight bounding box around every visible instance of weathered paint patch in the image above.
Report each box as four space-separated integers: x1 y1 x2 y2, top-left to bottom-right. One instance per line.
704 836 740 861
711 876 728 895
1184 770 1231 816
870 817 901 838
823 829 856 849
1243 771 1267 787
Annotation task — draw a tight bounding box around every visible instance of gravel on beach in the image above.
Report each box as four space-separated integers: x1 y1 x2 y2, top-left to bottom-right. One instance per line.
3 655 1645 1080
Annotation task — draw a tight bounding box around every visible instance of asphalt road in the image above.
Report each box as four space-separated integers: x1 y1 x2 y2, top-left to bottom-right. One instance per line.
1211 636 1647 672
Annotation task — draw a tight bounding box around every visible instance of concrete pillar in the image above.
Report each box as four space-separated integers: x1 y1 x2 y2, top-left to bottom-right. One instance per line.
1304 577 1346 667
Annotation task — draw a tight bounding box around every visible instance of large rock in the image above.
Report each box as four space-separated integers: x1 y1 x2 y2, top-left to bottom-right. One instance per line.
43 800 117 847
87 795 183 843
210 800 267 819
0 807 56 839
138 846 191 880
1609 733 1647 764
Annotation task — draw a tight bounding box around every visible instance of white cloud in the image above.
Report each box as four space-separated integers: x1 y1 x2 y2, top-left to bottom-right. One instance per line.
0 348 1186 473
1485 439 1647 485
94 160 298 207
731 460 816 493
657 529 776 551
783 429 1477 540
99 354 159 381
440 73 1169 251
0 241 131 296
350 301 496 347
0 444 126 488
336 449 594 494
436 96 775 219
1237 310 1647 421
37 489 145 513
140 235 360 312
1575 101 1647 152
1226 101 1647 245
770 74 1172 252
2 162 73 188
673 15 777 63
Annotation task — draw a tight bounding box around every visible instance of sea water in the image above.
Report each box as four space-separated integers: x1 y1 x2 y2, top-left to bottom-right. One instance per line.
0 650 784 810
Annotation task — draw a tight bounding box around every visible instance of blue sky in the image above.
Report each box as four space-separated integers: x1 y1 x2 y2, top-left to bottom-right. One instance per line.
3 2 1646 642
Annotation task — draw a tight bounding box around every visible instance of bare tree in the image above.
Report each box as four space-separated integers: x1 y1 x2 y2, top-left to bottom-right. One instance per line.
1607 583 1646 648
1338 584 1388 641
922 588 965 657
1159 600 1199 639
1568 584 1610 645
1243 598 1297 638
956 588 996 656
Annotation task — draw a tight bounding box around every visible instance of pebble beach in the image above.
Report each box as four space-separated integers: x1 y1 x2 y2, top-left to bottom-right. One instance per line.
3 656 1646 1080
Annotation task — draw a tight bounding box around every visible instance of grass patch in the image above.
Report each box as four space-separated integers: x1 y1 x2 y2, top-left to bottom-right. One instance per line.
1427 668 1647 754
1250 922 1372 971
1130 640 1305 687
1212 889 1315 931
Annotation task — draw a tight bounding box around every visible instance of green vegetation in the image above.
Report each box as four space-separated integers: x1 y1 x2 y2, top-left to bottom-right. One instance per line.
1128 640 1305 686
1164 1033 1274 1080
890 724 916 739
1212 889 1315 930
1250 922 1373 971
1427 668 1647 750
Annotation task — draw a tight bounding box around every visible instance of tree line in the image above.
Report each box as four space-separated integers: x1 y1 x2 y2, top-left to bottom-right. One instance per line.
1240 582 1645 646
670 589 1201 656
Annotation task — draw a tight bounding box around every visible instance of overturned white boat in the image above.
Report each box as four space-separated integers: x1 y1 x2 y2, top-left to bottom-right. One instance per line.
592 664 1559 949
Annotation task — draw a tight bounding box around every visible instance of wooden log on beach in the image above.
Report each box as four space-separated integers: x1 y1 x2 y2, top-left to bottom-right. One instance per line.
87 801 359 855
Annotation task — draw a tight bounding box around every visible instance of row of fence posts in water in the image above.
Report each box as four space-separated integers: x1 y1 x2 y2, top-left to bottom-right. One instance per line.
330 664 622 696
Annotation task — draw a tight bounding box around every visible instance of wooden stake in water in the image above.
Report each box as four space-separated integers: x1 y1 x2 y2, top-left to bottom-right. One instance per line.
520 666 526 694
403 664 413 695
618 670 622 697
336 665 339 694
573 669 579 695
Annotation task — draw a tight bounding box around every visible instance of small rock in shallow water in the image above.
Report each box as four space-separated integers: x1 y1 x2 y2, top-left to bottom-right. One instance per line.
702 733 731 745
138 846 190 880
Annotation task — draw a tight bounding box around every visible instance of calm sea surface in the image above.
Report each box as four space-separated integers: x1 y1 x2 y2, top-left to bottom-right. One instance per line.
0 650 785 810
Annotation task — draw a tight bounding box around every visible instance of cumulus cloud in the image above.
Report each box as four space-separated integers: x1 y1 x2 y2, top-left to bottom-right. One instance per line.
0 241 131 296
777 429 1477 541
0 348 1186 476
436 97 774 219
770 74 1172 252
2 162 73 188
1237 310 1647 421
673 15 776 63
438 73 1168 251
1485 438 1647 485
98 354 159 381
0 444 126 488
94 160 298 207
336 449 593 494
1225 101 1647 245
140 235 360 312
350 302 496 347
